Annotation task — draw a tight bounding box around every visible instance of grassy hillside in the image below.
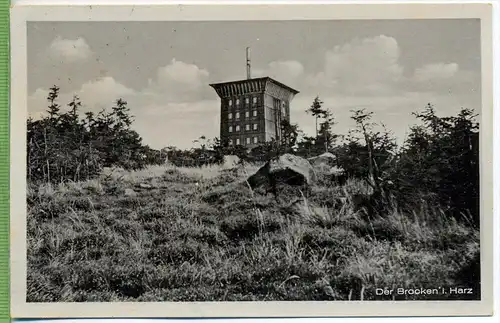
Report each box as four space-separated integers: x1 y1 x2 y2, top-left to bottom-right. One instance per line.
27 163 480 302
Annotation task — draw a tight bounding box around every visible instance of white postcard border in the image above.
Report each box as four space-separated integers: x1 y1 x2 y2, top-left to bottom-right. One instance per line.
9 2 495 318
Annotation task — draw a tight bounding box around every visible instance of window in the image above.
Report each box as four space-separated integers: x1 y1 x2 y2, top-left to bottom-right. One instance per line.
236 138 240 145
229 126 233 133
253 110 257 117
245 124 250 131
253 123 258 130
229 99 233 106
245 111 249 118
246 137 251 145
236 125 240 132
228 113 232 120
236 98 240 106
253 97 257 104
245 97 249 104
229 139 233 146
236 112 240 119
253 137 258 144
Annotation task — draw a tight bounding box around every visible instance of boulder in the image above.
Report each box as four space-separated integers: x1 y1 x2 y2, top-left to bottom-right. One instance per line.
308 153 338 175
221 155 241 169
308 152 337 171
247 154 316 191
307 152 348 186
314 162 332 173
308 152 337 165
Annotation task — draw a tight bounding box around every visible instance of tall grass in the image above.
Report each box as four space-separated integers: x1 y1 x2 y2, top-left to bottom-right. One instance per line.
27 162 480 302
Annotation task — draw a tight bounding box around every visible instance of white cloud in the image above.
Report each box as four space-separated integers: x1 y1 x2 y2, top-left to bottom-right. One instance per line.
289 90 475 148
142 100 219 117
414 63 459 82
79 76 136 108
292 35 478 142
254 60 304 88
409 63 478 101
134 100 220 149
28 40 480 150
27 60 217 149
145 59 210 102
156 59 209 88
48 36 93 62
27 88 52 119
28 77 136 120
306 35 403 95
29 58 210 114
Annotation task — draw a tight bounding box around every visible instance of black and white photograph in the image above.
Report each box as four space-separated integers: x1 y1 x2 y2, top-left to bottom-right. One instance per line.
10 2 495 318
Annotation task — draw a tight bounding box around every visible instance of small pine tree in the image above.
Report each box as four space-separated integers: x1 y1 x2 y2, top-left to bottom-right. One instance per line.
306 96 324 138
27 86 153 183
394 104 480 224
317 108 337 153
46 85 61 121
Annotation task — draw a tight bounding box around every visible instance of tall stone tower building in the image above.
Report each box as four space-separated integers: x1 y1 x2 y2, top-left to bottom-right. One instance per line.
210 49 299 148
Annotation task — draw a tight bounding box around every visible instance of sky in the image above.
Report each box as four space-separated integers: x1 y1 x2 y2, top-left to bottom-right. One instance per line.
27 19 481 150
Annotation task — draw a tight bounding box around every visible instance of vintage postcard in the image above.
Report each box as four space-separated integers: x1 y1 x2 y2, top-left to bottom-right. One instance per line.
9 2 495 318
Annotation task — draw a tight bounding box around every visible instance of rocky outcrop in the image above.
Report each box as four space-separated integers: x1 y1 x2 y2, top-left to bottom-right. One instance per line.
308 153 348 185
308 152 337 173
308 152 337 165
247 154 316 194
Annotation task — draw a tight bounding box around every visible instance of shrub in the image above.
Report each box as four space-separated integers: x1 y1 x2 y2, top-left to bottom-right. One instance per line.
27 86 159 184
391 104 479 225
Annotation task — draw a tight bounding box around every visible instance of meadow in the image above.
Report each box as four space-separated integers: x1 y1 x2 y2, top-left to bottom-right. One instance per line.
26 162 480 302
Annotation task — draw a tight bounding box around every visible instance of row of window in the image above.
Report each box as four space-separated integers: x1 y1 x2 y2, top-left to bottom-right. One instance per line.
229 137 259 146
228 97 258 107
228 110 257 120
229 123 258 132
227 108 287 120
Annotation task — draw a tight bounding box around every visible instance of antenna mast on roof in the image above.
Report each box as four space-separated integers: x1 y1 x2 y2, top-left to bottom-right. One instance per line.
246 47 251 79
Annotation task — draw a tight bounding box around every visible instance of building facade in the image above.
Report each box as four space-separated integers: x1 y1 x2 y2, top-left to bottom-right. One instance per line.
210 77 299 149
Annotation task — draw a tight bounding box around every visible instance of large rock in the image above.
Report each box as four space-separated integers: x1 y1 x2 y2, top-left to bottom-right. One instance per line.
247 154 316 190
308 152 337 167
308 152 338 174
308 153 348 185
221 155 241 169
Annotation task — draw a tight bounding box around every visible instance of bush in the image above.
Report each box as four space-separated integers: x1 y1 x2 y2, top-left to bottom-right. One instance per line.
27 86 160 184
329 105 479 227
391 104 479 226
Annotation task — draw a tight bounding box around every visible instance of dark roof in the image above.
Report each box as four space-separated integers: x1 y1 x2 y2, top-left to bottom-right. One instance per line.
209 76 299 95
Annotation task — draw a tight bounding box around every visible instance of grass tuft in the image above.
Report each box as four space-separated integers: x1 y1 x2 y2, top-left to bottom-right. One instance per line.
27 163 480 302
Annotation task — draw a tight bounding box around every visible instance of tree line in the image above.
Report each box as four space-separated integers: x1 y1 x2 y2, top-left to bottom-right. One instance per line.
27 86 158 184
27 86 479 225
